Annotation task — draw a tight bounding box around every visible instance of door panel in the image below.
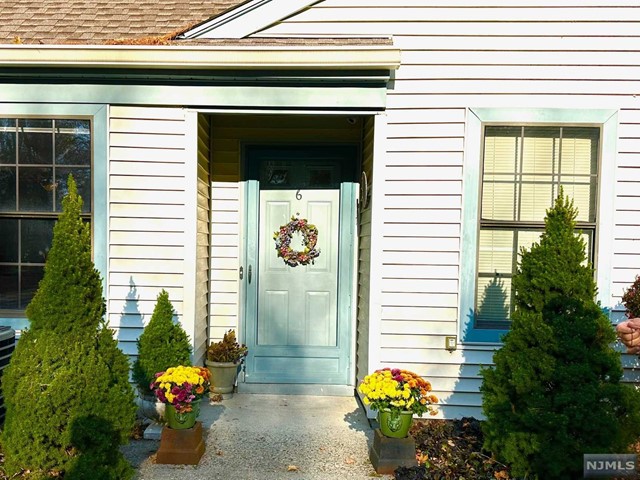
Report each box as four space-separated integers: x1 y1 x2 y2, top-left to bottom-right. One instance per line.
242 145 357 386
258 190 339 348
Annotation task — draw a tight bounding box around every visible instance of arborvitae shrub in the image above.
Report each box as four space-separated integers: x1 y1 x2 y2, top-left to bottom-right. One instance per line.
132 289 192 393
480 191 640 479
1 176 137 479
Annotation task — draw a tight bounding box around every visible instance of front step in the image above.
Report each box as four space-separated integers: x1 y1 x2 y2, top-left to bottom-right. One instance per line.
237 383 355 396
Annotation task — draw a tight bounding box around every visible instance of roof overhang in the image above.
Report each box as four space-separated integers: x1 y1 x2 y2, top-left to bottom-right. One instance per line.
0 44 401 71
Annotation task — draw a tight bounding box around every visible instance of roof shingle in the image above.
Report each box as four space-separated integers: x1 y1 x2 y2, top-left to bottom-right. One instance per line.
0 0 245 44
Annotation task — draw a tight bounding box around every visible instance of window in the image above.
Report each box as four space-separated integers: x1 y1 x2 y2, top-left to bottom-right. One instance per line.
0 118 92 313
476 126 600 328
460 108 617 343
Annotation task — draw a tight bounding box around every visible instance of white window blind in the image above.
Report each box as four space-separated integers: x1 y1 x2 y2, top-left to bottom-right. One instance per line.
476 126 599 327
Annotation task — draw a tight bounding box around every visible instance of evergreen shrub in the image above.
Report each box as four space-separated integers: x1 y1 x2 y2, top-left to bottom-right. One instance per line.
1 176 137 479
132 289 192 394
480 191 640 479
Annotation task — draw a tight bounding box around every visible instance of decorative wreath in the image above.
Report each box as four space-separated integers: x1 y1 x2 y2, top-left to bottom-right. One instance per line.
273 215 321 267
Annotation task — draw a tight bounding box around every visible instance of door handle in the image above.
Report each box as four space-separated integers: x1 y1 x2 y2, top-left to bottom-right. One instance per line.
248 265 252 284
239 266 244 280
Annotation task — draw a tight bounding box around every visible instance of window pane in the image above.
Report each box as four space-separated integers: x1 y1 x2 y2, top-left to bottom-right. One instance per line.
481 181 516 220
482 126 599 223
21 265 44 308
21 219 54 263
18 119 52 129
0 266 18 309
476 275 512 326
0 219 18 262
0 121 16 164
476 228 543 326
55 167 91 212
478 229 514 273
55 120 90 166
0 167 16 211
18 167 54 211
519 180 554 221
18 127 53 165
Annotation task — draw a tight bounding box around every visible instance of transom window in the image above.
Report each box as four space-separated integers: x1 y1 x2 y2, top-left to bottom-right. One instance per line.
476 125 600 328
0 118 91 313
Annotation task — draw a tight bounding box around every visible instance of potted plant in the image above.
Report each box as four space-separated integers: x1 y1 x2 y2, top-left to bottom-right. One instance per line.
132 290 192 420
205 329 248 394
358 368 438 438
151 365 210 430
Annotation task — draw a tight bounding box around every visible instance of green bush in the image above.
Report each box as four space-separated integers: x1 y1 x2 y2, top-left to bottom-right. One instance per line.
480 191 640 479
1 176 137 479
132 289 192 394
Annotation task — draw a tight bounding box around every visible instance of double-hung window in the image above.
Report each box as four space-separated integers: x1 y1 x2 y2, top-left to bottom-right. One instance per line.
0 118 92 314
476 125 600 328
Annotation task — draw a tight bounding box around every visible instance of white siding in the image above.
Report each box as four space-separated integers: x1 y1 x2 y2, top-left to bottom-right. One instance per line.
260 1 640 419
108 106 189 359
195 114 212 363
356 117 374 382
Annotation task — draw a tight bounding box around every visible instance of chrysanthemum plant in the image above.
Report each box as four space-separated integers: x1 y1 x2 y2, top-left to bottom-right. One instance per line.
358 368 438 416
622 275 640 318
151 365 211 414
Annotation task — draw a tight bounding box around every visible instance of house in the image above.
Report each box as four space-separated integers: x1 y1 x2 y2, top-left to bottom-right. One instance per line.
0 0 638 419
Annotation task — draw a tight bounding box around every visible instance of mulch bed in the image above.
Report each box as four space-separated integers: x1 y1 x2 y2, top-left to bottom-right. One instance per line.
394 417 511 480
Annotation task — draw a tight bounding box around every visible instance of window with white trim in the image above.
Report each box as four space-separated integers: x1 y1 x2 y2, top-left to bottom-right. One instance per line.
476 125 600 328
0 118 91 313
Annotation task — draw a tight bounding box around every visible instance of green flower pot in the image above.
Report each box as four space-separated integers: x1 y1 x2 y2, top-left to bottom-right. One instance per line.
165 399 201 430
378 409 413 438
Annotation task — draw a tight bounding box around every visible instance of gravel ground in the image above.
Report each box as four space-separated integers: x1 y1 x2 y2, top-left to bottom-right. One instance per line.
122 394 394 480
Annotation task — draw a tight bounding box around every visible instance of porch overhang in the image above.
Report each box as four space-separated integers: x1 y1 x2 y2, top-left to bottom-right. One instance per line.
0 44 401 71
0 45 399 110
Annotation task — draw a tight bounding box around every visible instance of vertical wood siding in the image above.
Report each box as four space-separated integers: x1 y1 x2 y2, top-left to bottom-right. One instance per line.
260 1 640 418
208 114 363 344
108 106 189 360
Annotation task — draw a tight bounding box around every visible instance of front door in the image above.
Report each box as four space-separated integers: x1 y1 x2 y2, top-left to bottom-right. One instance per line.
243 145 357 385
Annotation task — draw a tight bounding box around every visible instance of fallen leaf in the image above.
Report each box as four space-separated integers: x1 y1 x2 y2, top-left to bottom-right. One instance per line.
494 470 510 479
345 457 355 465
287 465 299 472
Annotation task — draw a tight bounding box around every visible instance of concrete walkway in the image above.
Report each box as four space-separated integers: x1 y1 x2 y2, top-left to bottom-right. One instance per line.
124 393 395 480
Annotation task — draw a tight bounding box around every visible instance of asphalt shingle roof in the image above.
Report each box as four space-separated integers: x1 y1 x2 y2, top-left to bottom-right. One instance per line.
0 0 246 44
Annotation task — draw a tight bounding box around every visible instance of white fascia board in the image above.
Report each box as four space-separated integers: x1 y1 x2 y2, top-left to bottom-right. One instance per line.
180 0 322 39
0 45 400 70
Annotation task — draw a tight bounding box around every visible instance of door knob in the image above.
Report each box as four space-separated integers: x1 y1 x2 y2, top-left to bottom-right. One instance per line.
248 265 252 284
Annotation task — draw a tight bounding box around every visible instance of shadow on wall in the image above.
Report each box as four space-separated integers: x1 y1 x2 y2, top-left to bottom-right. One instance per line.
447 275 511 420
114 276 144 360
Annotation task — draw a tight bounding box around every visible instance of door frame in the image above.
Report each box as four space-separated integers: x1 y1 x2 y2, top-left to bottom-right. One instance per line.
238 143 359 391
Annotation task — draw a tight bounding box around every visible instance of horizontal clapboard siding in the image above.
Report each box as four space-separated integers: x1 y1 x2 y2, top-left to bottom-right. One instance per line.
195 113 212 363
108 106 188 358
356 116 374 383
261 1 640 418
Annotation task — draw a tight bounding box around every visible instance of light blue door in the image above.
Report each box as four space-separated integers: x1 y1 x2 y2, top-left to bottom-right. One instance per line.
242 145 357 385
